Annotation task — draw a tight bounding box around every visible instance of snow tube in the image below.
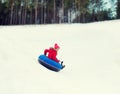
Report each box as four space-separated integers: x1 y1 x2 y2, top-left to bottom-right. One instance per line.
38 55 63 72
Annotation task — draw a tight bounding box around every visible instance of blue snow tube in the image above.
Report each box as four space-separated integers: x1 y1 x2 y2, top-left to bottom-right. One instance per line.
38 55 63 72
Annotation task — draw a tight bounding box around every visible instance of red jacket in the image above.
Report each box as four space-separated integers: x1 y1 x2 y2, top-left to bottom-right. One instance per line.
44 47 60 62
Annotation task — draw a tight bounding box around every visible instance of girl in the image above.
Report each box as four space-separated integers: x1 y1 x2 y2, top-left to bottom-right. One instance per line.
44 43 64 68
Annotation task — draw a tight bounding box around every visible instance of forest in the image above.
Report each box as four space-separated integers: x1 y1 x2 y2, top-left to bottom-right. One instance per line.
0 0 120 25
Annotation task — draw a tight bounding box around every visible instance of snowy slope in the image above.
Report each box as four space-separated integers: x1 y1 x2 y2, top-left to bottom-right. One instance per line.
0 20 120 94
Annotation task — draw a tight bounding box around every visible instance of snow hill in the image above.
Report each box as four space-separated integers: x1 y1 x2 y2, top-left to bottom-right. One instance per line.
0 20 120 94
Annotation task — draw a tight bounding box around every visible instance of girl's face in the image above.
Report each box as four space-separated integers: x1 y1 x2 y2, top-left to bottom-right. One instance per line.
56 48 60 51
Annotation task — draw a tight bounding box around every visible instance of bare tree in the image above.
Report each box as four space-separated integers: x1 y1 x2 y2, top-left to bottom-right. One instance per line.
10 0 14 24
61 0 64 23
53 0 56 23
35 0 38 24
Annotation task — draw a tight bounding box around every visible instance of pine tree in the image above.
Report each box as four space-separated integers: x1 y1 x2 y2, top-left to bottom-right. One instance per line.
116 0 120 19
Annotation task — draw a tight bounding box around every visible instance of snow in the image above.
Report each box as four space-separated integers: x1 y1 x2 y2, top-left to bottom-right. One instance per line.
0 20 120 94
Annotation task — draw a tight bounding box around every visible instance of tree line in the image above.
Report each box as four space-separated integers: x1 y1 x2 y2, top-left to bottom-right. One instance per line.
0 0 120 25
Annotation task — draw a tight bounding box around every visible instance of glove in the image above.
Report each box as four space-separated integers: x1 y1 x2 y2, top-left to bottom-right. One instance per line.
60 61 63 65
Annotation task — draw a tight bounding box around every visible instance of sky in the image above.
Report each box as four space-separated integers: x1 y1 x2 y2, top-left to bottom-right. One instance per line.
104 0 111 8
103 0 117 16
104 0 117 8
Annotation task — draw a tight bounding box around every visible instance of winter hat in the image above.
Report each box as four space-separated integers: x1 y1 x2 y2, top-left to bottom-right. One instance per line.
54 43 60 49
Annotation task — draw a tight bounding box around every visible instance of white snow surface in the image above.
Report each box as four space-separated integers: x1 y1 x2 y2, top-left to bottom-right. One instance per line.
0 20 120 94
